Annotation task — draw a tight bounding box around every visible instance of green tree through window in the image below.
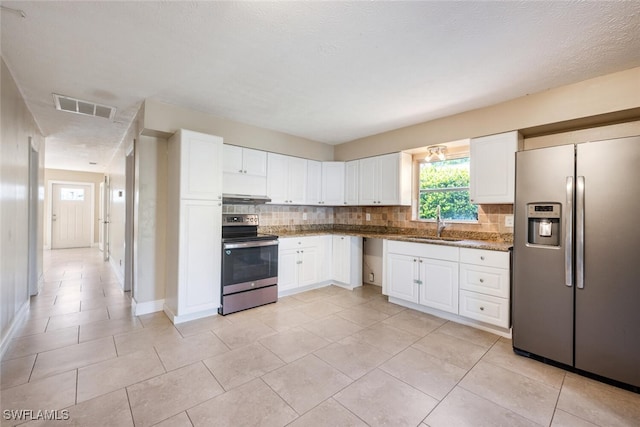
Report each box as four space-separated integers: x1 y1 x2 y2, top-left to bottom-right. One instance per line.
419 158 478 221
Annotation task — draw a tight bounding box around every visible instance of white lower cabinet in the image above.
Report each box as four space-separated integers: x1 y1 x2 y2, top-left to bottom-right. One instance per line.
332 235 363 288
278 236 324 293
459 248 510 328
386 241 459 314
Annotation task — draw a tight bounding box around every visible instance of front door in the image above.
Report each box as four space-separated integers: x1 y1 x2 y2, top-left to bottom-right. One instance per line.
51 183 92 249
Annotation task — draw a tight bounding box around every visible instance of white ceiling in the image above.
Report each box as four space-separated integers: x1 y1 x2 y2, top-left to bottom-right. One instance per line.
2 1 639 173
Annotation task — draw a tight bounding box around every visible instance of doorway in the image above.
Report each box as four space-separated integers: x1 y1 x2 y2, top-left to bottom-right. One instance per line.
50 182 94 249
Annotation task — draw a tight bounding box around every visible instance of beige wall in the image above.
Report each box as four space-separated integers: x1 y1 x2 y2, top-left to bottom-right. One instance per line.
142 99 335 161
335 67 640 160
43 169 104 247
1 57 45 352
524 120 640 150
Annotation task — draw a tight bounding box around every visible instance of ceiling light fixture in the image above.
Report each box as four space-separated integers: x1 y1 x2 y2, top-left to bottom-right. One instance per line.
425 145 447 162
52 94 116 120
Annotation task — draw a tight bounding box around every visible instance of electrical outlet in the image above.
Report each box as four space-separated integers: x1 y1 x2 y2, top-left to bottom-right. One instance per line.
366 213 371 221
505 215 514 227
302 213 308 220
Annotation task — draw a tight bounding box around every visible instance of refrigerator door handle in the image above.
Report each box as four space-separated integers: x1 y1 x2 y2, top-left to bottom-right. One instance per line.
565 176 574 287
576 176 585 289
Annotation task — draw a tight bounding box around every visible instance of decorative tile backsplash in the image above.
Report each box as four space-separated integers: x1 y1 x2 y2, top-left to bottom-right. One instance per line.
223 203 514 242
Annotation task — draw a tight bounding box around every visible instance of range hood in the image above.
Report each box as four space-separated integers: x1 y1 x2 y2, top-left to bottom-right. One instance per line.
222 194 272 205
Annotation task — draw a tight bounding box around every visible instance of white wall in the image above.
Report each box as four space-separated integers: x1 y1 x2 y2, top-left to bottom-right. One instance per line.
1 57 45 353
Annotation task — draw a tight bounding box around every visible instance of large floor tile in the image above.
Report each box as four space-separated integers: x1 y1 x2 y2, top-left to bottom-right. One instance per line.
551 409 599 427
335 369 438 427
155 331 229 371
412 330 487 370
259 309 315 331
152 412 193 427
262 354 352 414
13 316 49 338
314 336 392 380
459 360 559 426
382 309 445 337
287 398 367 427
424 386 540 427
325 292 370 309
258 327 329 363
30 336 117 380
79 316 143 342
137 311 173 329
335 305 389 327
22 389 134 427
380 346 467 400
77 348 166 402
0 371 76 427
362 298 406 316
28 301 81 319
46 307 109 331
295 300 344 319
556 373 640 427
188 378 298 427
436 321 500 348
4 326 79 360
213 319 277 349
290 288 330 303
0 354 36 390
350 322 420 355
300 314 363 342
114 324 183 355
203 342 284 390
483 339 566 389
127 362 223 427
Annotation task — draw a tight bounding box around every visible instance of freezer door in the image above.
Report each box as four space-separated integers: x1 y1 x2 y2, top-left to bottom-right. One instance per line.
575 136 640 387
512 144 575 366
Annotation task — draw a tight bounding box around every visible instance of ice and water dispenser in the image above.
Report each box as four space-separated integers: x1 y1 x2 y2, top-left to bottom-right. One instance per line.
527 203 561 247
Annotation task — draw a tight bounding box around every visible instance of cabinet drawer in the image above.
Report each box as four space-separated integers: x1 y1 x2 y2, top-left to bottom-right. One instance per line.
459 290 509 328
460 248 509 268
387 240 459 262
459 264 509 298
278 236 321 250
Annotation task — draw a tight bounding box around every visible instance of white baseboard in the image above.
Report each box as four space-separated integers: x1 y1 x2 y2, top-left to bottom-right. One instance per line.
133 299 165 316
163 304 219 325
0 301 30 361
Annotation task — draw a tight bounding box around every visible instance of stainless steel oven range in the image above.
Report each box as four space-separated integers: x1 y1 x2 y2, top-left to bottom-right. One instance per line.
219 214 278 315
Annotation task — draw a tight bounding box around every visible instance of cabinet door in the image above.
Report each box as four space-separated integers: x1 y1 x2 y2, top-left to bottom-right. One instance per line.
470 131 521 204
278 248 299 291
387 253 419 303
298 246 319 286
358 157 379 205
287 157 307 204
306 160 322 205
242 148 267 176
223 145 244 174
377 153 400 205
179 130 223 200
267 153 289 204
178 200 221 315
344 160 359 205
419 258 458 314
322 162 345 205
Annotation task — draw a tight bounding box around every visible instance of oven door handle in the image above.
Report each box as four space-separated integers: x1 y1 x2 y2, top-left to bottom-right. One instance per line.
223 240 279 250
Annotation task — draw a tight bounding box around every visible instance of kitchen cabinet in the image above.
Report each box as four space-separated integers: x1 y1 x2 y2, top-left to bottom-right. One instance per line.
459 248 510 328
344 160 359 205
165 129 223 323
332 235 362 288
222 145 267 196
306 160 322 205
267 153 307 204
469 131 522 204
321 162 345 205
358 152 411 206
278 236 325 292
386 241 459 314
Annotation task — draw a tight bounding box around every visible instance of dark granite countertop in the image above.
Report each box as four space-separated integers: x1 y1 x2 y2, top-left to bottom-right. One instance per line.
261 225 512 252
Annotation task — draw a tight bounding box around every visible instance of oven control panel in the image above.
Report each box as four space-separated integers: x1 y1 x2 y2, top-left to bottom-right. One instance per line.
223 214 259 226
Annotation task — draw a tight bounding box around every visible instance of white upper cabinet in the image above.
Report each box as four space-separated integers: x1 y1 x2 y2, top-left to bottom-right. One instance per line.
321 162 345 205
177 129 223 201
306 160 322 205
469 131 523 204
358 152 411 206
222 145 268 196
267 153 307 204
344 160 359 205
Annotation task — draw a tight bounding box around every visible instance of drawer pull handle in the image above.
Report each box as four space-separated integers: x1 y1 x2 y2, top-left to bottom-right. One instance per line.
479 278 484 283
480 306 485 311
480 256 485 261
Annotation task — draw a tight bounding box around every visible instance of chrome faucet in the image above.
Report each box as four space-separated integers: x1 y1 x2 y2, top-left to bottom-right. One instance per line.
435 205 446 238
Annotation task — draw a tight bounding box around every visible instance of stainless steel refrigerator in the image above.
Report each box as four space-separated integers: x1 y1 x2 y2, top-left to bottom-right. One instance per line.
512 135 640 389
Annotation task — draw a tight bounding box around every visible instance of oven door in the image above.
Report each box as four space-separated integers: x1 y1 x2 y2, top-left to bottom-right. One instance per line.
221 239 278 295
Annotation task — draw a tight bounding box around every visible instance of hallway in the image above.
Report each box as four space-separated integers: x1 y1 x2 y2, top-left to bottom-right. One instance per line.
2 248 640 426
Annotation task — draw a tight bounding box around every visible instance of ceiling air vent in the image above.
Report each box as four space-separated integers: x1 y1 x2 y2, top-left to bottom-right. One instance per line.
53 94 116 120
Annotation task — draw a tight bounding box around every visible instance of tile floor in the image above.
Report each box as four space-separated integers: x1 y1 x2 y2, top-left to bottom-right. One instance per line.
2 248 639 427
